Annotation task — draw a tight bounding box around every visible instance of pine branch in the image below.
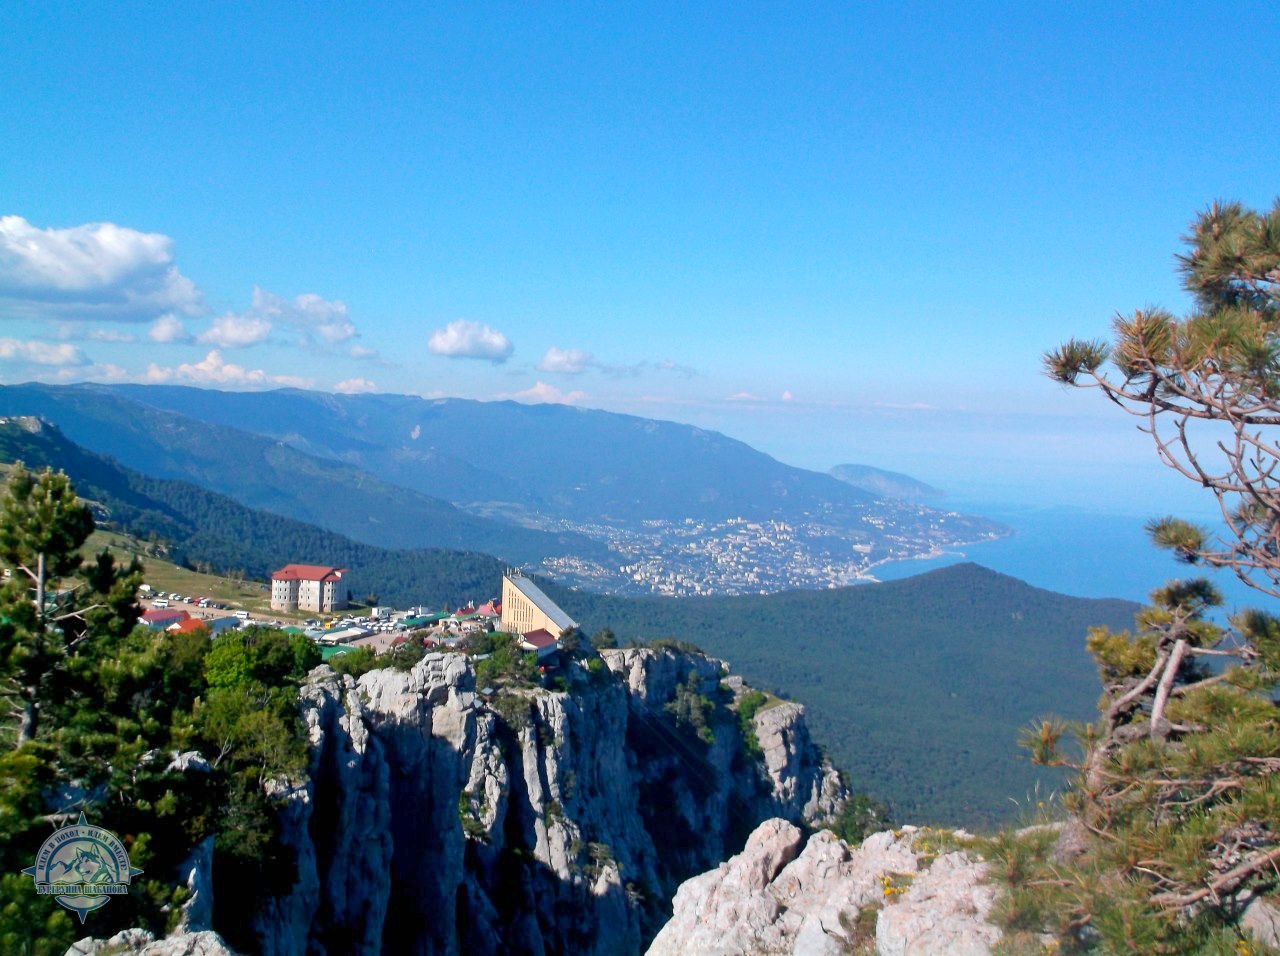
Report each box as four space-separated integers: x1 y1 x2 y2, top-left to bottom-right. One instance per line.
1153 845 1280 910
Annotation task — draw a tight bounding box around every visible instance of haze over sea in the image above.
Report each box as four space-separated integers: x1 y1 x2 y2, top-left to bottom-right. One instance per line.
874 498 1263 617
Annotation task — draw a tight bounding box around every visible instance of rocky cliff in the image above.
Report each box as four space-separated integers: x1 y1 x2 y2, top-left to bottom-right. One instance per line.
647 819 1001 956
225 647 845 955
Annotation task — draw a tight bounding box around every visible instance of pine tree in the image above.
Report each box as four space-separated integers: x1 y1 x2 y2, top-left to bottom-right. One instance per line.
0 463 139 746
1013 201 1280 952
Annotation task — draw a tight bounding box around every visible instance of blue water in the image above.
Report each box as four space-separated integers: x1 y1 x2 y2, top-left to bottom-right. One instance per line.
872 501 1271 616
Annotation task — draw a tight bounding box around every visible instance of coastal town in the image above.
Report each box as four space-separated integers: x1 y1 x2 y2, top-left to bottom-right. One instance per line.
534 503 1006 596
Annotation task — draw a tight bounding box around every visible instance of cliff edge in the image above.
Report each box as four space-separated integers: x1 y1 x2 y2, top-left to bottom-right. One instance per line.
245 646 844 955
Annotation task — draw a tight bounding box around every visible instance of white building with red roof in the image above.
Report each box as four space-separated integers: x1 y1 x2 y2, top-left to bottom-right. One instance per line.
270 564 348 613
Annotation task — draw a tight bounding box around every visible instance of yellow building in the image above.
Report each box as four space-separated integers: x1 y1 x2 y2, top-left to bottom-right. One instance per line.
500 573 577 638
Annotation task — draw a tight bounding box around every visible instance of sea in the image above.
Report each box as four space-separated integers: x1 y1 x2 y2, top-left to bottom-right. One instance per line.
871 499 1271 618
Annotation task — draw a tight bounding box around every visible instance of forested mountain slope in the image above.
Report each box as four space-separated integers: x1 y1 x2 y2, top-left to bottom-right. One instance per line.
0 417 506 607
548 567 1137 825
0 384 605 564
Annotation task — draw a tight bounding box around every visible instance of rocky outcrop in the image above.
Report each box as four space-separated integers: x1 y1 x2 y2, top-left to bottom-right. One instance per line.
236 647 844 955
647 820 1001 956
752 701 845 825
65 929 239 956
875 848 1002 956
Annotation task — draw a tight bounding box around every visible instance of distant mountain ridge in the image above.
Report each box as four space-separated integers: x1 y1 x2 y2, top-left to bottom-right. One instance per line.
0 383 1008 595
101 383 881 521
829 463 944 501
0 383 603 565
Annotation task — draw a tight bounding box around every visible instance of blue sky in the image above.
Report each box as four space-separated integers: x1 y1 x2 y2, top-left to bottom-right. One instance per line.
2 2 1277 512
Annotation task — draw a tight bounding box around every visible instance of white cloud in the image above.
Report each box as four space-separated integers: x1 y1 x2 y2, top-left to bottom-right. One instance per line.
428 319 513 362
147 350 312 389
53 323 136 343
0 215 203 321
334 377 377 394
250 288 355 344
781 390 794 402
505 381 587 404
349 343 379 359
86 327 136 343
188 288 360 352
198 313 272 348
538 346 593 374
0 338 88 366
728 391 764 401
149 314 191 343
52 362 130 383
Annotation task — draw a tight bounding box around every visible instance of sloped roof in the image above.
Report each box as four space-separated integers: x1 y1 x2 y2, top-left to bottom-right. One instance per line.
519 628 559 650
271 564 347 583
506 575 577 632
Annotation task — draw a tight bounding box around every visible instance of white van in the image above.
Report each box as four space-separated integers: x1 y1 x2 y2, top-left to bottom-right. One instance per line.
235 610 251 620
152 599 169 609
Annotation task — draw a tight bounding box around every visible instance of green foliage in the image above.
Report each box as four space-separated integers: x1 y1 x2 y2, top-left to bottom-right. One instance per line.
665 671 718 745
0 467 212 945
0 464 140 747
558 627 581 655
0 466 325 952
648 637 704 654
825 791 894 846
474 634 539 689
735 689 770 759
328 633 429 679
388 634 429 671
489 692 531 730
584 841 617 879
1005 578 1280 950
590 626 618 650
204 627 320 692
458 790 488 841
329 645 380 678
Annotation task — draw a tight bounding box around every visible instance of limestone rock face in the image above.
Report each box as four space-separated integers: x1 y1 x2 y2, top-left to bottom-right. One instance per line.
875 849 1001 956
647 822 1001 956
65 929 239 956
752 701 845 825
242 648 845 956
175 835 215 934
1242 893 1280 949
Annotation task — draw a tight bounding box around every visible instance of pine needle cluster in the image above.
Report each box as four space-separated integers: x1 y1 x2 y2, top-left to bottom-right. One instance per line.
1010 201 1280 953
